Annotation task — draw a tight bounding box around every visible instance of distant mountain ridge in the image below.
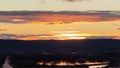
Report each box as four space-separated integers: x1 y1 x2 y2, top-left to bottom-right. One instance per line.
0 39 120 54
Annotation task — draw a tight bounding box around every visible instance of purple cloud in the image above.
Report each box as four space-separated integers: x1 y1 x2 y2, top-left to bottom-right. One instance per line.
0 11 120 24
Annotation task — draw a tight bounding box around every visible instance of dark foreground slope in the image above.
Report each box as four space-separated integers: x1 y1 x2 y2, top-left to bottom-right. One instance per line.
0 39 120 67
0 39 120 54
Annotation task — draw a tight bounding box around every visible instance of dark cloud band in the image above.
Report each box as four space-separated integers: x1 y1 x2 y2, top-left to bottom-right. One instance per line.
0 11 120 24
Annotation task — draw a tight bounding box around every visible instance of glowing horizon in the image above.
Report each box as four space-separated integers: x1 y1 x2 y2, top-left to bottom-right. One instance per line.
0 0 120 40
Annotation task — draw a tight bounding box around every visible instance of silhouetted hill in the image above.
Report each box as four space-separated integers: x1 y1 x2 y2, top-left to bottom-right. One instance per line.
0 39 120 54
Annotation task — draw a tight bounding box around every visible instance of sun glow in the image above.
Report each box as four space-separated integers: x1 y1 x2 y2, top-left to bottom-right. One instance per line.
15 33 88 40
67 37 86 40
59 34 85 37
58 34 88 40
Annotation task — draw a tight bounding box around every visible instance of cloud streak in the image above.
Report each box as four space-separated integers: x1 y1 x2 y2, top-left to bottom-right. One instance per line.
0 11 120 24
0 29 7 31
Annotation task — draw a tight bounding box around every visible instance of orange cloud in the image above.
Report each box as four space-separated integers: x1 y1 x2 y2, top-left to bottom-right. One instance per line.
0 29 7 31
0 11 120 24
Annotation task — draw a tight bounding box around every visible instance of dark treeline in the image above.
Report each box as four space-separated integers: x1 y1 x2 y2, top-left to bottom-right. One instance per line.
0 39 120 54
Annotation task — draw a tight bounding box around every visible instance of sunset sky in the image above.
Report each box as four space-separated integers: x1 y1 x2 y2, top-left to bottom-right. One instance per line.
0 0 120 11
0 0 120 40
